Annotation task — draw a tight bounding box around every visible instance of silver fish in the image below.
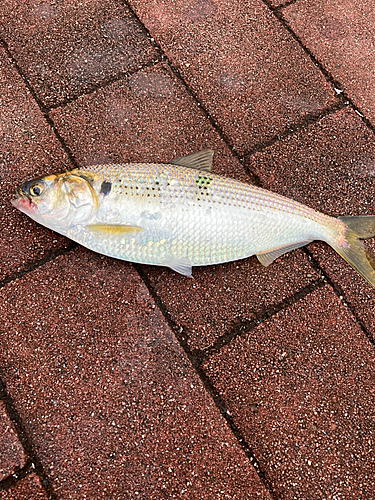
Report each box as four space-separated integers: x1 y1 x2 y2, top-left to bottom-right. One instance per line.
12 150 375 287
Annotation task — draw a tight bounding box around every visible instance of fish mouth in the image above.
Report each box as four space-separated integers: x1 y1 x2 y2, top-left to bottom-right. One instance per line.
11 193 37 214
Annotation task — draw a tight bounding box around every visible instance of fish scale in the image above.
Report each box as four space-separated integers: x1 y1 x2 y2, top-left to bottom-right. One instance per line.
77 160 335 266
12 150 375 287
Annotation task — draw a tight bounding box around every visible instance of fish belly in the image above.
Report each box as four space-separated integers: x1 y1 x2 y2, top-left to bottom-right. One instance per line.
66 197 328 267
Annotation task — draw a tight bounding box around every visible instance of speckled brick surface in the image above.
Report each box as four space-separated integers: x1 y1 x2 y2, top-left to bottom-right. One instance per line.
0 249 271 500
128 0 336 153
248 108 375 217
204 287 375 499
284 0 375 126
0 46 71 282
0 475 48 500
0 0 157 107
266 0 289 8
0 401 26 481
146 250 318 350
309 240 375 341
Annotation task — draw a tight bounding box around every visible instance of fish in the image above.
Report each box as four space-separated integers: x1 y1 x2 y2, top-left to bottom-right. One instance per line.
11 149 375 287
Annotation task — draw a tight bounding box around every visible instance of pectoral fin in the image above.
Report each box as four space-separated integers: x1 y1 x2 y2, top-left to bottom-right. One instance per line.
87 224 143 235
257 240 311 266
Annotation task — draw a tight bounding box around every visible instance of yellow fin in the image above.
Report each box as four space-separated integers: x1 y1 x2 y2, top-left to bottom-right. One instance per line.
87 224 143 235
331 228 375 289
338 215 375 239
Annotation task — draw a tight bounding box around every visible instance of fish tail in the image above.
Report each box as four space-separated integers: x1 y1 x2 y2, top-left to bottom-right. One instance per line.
330 215 375 288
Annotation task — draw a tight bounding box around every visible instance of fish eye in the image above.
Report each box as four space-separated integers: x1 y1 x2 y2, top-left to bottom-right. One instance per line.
29 182 44 197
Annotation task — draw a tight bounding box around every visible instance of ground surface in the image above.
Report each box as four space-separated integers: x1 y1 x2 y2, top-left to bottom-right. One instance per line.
0 1 375 499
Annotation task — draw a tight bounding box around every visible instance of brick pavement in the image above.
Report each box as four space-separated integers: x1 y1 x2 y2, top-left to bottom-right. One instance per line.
0 1 374 499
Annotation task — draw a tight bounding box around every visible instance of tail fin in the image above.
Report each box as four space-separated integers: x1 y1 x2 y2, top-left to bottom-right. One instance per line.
330 216 375 289
338 215 375 239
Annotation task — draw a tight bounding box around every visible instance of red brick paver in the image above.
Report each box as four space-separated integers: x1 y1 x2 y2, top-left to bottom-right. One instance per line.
128 0 336 153
267 0 289 8
0 402 26 481
204 287 375 499
0 46 71 281
248 106 375 340
248 107 375 216
310 240 375 341
146 250 318 350
0 0 157 107
284 0 375 127
50 62 247 180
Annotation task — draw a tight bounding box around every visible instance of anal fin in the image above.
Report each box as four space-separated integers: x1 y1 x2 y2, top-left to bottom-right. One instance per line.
161 257 193 277
257 240 311 267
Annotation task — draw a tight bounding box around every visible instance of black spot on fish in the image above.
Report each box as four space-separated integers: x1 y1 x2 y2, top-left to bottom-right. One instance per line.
195 174 212 187
100 180 112 196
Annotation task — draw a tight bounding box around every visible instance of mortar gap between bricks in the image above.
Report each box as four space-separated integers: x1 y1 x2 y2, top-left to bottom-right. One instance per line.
46 57 163 111
125 0 346 169
122 0 247 166
195 367 279 500
0 37 81 169
43 114 81 169
163 58 245 164
0 243 77 290
345 101 375 138
0 379 59 500
243 100 346 163
203 277 324 358
0 460 38 492
134 264 278 498
0 5 163 114
0 34 158 170
304 248 375 349
270 5 358 99
0 38 48 112
133 264 206 367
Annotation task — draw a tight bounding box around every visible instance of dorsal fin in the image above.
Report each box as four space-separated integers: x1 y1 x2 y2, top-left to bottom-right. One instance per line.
169 150 213 172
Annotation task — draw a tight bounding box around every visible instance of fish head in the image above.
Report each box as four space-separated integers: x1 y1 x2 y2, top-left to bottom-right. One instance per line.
12 171 98 231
